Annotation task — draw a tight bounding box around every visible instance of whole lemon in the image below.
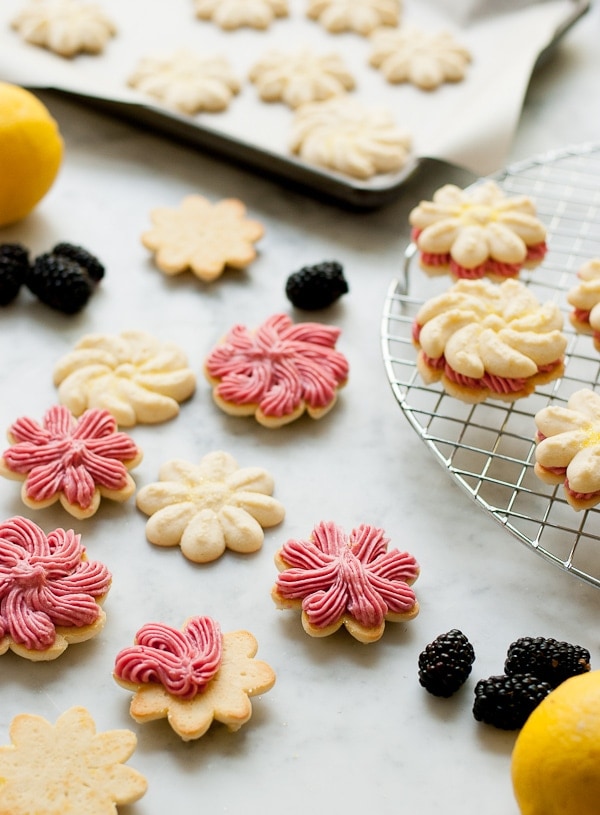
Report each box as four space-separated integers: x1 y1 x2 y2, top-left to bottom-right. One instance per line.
511 669 600 814
0 82 63 227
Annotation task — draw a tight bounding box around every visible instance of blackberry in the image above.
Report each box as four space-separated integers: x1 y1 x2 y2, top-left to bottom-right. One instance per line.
26 252 93 314
0 243 30 306
51 242 105 282
285 260 348 310
418 629 476 697
504 636 591 688
473 673 552 730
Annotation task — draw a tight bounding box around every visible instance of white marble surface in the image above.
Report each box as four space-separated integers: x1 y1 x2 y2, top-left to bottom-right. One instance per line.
1 5 600 814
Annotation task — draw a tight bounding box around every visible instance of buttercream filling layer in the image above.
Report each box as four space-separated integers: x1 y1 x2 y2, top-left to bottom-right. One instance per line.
419 350 561 395
411 227 547 278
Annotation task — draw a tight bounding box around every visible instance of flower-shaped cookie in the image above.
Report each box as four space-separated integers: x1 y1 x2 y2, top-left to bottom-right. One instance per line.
0 405 142 518
249 47 355 108
11 0 116 57
409 181 548 279
194 0 288 29
369 26 471 90
567 258 600 349
272 521 419 643
136 451 285 562
204 313 349 427
307 0 401 35
289 96 412 179
413 278 567 403
141 195 265 281
0 707 147 814
53 330 197 426
114 616 276 741
128 49 240 114
0 516 111 660
534 389 600 511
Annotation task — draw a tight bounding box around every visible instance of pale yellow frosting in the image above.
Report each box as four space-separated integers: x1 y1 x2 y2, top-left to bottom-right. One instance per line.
567 258 600 333
415 279 566 379
535 389 600 505
409 181 547 267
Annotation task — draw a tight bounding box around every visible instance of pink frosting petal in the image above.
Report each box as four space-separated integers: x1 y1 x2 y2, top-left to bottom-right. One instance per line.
206 314 348 419
275 521 419 631
0 517 111 651
114 616 223 699
2 406 140 510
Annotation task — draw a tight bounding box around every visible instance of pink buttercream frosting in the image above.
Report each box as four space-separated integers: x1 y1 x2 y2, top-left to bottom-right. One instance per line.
114 616 223 700
573 307 591 324
2 405 140 510
566 484 600 501
205 313 349 418
418 351 562 395
534 456 600 502
0 516 111 651
411 226 547 279
274 521 419 630
443 364 527 394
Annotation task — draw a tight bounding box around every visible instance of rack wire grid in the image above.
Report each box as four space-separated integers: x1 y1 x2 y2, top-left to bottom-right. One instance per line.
381 142 600 589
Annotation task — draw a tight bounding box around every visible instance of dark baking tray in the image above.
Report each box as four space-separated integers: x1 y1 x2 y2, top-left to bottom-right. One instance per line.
33 0 590 210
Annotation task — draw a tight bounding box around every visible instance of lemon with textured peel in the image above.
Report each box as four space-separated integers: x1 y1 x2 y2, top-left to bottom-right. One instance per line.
511 669 600 814
0 82 63 227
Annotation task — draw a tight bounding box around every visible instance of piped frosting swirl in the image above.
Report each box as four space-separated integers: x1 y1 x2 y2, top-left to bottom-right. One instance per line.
413 278 566 401
0 515 111 656
204 313 349 426
114 616 223 700
0 405 141 518
272 520 419 642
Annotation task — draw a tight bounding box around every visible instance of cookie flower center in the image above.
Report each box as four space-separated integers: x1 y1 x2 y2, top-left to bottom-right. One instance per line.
190 481 231 510
460 204 495 225
14 561 46 589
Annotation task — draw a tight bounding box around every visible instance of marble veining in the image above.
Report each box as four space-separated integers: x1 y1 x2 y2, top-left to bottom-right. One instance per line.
0 5 599 813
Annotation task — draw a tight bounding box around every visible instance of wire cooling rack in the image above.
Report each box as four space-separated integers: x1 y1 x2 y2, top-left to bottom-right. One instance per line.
381 142 600 589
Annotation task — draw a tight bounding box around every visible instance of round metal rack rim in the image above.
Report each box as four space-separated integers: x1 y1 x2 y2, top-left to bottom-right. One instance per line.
381 141 600 590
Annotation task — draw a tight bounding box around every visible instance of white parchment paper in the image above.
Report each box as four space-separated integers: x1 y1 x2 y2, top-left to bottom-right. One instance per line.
0 0 587 183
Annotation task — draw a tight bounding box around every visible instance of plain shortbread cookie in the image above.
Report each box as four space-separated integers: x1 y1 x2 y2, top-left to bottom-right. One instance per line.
11 0 116 57
0 706 147 813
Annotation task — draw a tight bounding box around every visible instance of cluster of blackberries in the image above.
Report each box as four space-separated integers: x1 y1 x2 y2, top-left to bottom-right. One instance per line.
418 632 590 730
473 636 591 730
0 241 104 314
285 260 349 310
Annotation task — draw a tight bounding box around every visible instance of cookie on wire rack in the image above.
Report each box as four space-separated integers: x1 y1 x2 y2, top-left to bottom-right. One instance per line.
408 181 547 280
412 278 567 403
534 388 600 511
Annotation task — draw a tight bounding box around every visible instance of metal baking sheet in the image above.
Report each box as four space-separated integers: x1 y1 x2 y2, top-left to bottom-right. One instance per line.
0 0 590 208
